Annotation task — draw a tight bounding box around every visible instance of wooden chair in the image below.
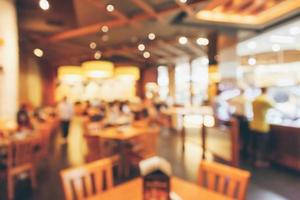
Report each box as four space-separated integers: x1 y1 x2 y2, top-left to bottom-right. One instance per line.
84 135 121 178
5 138 37 199
60 158 114 200
198 161 250 200
125 131 159 176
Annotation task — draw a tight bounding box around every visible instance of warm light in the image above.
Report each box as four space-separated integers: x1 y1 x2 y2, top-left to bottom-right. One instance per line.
178 36 188 45
94 51 102 60
148 33 156 40
248 57 256 66
39 0 50 10
58 66 83 83
179 0 188 3
272 44 281 52
106 4 115 12
143 51 151 58
89 42 97 49
101 25 109 33
196 37 209 46
82 61 114 79
33 48 44 57
138 44 145 51
203 115 215 127
115 66 140 80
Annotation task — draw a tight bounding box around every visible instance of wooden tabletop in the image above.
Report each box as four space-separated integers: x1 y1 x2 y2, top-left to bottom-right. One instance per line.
87 177 233 200
89 125 160 141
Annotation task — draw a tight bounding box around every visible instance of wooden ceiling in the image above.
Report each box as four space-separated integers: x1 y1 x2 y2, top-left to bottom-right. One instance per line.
16 0 300 68
196 0 300 28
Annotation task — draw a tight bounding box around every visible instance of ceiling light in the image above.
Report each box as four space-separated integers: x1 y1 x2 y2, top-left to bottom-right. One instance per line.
101 25 109 33
272 44 281 52
201 58 209 65
89 42 97 49
247 41 256 49
178 36 188 45
143 51 150 59
270 35 294 44
33 48 44 57
248 57 256 66
289 27 300 35
148 33 156 40
106 4 114 12
138 44 145 51
179 0 188 3
196 37 209 46
94 51 102 60
39 0 50 11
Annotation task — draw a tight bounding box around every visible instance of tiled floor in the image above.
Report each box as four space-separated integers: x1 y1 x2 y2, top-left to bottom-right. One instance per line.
1 118 299 200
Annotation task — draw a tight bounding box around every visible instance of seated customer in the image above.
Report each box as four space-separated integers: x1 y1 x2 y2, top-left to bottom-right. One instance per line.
17 103 33 131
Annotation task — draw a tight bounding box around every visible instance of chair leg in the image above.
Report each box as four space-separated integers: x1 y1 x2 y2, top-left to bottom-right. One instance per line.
7 175 14 200
30 168 37 189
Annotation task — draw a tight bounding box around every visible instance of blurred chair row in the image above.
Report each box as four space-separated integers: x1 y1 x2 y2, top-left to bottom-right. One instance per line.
60 158 250 200
0 121 57 199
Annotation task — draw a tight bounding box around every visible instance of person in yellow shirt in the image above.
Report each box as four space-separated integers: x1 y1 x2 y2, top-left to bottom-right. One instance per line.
250 87 274 168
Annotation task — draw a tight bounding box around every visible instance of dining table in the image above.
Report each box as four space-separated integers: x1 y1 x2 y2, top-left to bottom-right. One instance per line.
86 177 233 200
89 124 160 177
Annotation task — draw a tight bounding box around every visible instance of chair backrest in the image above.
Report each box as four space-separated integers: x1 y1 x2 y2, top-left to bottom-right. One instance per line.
60 158 114 200
84 135 102 162
198 161 250 200
7 138 34 167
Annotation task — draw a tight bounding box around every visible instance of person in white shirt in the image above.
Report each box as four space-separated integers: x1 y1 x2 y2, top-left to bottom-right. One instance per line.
57 97 73 142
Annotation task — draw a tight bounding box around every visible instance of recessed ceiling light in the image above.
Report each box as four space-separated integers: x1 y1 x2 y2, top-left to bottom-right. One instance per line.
179 0 188 3
89 42 97 49
248 57 256 66
148 33 156 40
101 25 109 33
33 48 44 57
39 0 50 11
94 51 102 60
178 36 188 45
289 27 300 35
247 41 256 49
138 44 145 51
143 51 150 59
196 37 209 46
106 4 114 12
201 58 209 65
272 44 281 52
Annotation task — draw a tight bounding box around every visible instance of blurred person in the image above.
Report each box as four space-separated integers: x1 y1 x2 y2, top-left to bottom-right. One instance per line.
229 89 252 159
250 87 274 168
212 89 231 121
57 97 73 143
17 103 33 131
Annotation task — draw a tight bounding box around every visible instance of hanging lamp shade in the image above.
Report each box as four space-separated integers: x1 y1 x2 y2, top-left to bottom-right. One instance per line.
115 66 140 80
58 66 83 82
82 61 114 79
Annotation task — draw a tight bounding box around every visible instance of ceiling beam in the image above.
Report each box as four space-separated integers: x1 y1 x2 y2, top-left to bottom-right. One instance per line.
186 41 206 56
86 0 140 28
175 0 195 16
46 1 205 42
156 40 188 57
130 0 166 23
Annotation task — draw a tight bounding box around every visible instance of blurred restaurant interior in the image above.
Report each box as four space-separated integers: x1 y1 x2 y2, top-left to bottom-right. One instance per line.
0 0 300 200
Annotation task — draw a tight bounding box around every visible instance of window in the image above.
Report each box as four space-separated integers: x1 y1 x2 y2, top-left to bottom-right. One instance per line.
157 66 169 100
175 62 190 105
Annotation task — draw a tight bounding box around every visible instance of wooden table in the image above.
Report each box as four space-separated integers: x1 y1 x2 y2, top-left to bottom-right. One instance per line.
87 177 233 200
89 125 160 177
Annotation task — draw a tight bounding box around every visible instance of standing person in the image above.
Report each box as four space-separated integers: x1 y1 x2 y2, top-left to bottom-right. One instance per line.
229 89 252 160
17 103 32 131
250 87 274 168
57 97 73 143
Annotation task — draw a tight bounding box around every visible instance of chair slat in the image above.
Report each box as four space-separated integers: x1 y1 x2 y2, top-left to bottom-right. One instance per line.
73 178 85 200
